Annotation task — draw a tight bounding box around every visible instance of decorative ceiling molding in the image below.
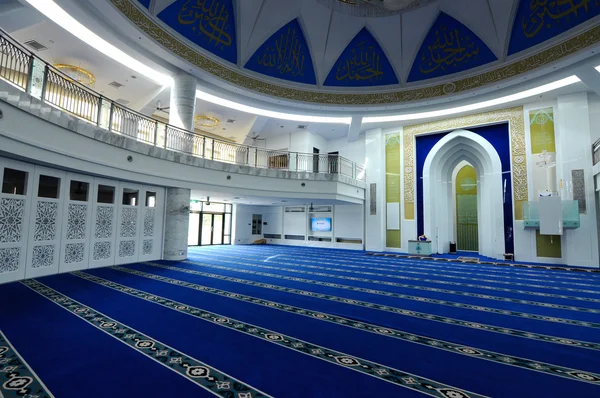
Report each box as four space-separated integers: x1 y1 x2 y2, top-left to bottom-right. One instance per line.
113 0 600 105
315 0 437 17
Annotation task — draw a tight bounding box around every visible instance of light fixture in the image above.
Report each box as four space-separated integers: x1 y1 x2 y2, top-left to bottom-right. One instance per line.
363 76 581 124
195 89 352 125
595 64 600 73
194 115 220 128
24 0 172 86
54 64 95 87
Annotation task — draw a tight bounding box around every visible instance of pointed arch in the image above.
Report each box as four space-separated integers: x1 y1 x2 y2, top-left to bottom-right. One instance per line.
422 130 504 259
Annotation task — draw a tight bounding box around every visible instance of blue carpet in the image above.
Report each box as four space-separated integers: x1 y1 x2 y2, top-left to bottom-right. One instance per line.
1 245 600 397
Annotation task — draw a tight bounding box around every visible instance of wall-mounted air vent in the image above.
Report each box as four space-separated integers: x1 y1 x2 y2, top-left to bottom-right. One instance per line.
226 119 236 124
109 81 124 89
24 40 47 51
297 125 307 129
116 98 130 105
284 206 305 213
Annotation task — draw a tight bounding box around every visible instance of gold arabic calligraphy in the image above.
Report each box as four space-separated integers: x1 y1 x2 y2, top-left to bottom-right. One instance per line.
335 41 383 82
177 0 232 48
257 26 305 77
420 25 479 75
523 0 596 38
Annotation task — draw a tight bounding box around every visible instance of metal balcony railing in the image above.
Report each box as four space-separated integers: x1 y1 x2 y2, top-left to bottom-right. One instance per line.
0 29 366 181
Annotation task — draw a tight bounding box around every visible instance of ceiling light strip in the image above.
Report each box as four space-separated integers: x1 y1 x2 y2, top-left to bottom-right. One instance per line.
363 76 581 124
24 0 172 86
195 89 353 124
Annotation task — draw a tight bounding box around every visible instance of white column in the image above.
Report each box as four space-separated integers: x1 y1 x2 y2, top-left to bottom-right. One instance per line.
163 187 191 261
365 128 385 252
556 93 599 267
169 72 197 131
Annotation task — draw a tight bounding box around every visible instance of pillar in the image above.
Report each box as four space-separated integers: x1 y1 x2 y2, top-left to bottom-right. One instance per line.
365 128 385 252
163 187 191 261
169 72 197 131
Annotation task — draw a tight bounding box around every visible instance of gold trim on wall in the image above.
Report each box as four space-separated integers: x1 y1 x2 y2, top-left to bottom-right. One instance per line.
112 0 600 105
403 107 527 220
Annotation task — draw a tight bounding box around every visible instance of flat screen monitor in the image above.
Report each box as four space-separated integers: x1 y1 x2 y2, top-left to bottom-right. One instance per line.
311 217 332 232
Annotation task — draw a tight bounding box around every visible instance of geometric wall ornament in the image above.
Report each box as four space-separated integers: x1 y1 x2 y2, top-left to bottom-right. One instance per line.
0 198 25 243
572 169 586 214
324 27 398 87
120 208 138 238
144 209 155 237
65 243 85 264
370 183 377 215
119 240 136 258
408 12 497 82
93 242 112 261
31 245 54 268
245 18 317 85
143 239 153 255
509 0 600 55
34 202 58 242
0 247 20 274
95 206 114 239
157 0 237 64
67 204 87 240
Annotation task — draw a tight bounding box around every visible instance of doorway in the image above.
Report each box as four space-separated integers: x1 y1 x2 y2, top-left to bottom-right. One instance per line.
188 201 232 246
313 147 320 173
455 164 479 251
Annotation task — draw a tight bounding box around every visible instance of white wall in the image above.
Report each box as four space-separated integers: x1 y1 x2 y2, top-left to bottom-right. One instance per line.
233 204 364 250
326 134 367 165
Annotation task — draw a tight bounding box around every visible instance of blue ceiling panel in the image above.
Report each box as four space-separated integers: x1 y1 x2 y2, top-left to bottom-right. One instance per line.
408 12 497 82
244 18 317 85
509 0 600 55
324 27 398 87
158 0 237 64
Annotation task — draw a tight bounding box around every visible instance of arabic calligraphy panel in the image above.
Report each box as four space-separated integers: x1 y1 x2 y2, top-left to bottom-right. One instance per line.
509 0 600 55
158 0 237 64
136 0 150 8
244 18 317 85
408 12 497 82
324 27 398 87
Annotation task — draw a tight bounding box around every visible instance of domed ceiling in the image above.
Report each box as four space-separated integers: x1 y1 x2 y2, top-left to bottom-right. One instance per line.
119 0 600 105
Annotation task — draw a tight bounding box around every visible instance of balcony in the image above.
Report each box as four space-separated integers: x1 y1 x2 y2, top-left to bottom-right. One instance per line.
0 29 365 183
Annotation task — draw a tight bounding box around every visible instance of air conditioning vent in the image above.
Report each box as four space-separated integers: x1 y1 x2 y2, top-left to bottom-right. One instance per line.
24 40 47 51
297 125 307 129
226 119 236 124
109 81 124 89
284 206 305 213
116 98 130 105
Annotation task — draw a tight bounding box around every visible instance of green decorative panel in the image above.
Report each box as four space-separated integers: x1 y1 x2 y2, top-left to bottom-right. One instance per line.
536 230 562 258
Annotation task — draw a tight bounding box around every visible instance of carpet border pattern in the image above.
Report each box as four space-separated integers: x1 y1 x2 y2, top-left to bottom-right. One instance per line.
20 279 271 398
146 262 600 351
71 271 485 398
106 266 600 385
0 330 52 398
180 260 600 328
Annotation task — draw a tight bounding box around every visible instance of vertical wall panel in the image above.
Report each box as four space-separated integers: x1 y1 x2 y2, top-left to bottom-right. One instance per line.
58 173 94 273
89 178 118 269
385 133 401 248
138 186 165 262
25 167 66 278
115 183 144 265
528 107 562 257
0 159 34 284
